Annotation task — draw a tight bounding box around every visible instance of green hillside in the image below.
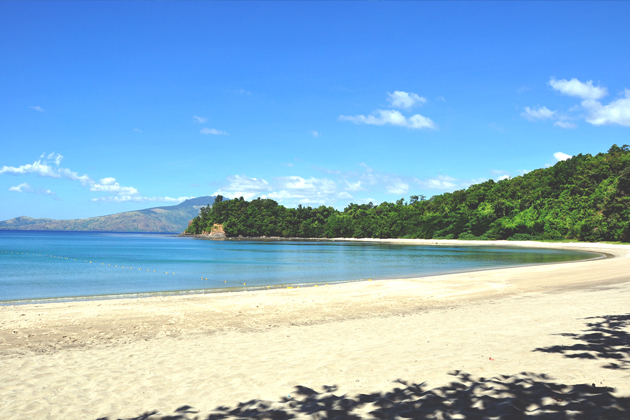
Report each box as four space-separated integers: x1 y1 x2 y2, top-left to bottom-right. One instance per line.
0 196 216 233
186 145 630 242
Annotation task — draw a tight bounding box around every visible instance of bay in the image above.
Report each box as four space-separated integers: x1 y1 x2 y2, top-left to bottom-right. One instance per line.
0 231 597 303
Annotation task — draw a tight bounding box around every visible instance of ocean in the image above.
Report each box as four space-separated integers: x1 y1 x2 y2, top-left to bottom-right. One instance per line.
0 230 597 303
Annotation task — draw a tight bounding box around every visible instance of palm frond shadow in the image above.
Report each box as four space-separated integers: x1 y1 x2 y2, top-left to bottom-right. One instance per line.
104 370 630 420
534 313 630 370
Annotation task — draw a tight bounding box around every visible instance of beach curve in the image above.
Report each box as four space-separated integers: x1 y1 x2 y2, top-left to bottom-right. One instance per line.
1 239 629 419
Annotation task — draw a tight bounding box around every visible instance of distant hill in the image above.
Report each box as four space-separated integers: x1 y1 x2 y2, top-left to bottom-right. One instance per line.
0 196 216 233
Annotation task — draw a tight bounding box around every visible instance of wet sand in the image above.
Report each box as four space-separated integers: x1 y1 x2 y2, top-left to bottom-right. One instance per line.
1 240 629 419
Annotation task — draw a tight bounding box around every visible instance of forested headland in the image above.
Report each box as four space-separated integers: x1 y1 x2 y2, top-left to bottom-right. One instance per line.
186 145 630 242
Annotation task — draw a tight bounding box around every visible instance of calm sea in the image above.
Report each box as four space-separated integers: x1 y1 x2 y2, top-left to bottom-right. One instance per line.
0 231 597 303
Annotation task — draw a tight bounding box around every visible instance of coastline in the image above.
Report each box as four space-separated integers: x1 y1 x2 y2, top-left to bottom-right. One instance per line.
0 238 607 306
2 239 627 355
1 239 629 419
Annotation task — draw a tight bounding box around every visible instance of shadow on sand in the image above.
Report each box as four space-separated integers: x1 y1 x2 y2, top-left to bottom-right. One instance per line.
99 370 630 420
534 313 630 370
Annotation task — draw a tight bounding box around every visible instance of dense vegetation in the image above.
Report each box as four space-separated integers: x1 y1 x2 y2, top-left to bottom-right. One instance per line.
187 145 630 242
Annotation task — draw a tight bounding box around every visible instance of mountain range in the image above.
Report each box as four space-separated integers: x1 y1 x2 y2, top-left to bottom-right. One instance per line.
0 196 215 233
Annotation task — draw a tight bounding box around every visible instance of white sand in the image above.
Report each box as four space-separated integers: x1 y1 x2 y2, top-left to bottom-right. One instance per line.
1 240 629 419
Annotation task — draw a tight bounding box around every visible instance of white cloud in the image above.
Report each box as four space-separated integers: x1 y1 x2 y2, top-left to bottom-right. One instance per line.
214 164 468 208
526 78 630 128
8 182 32 193
236 89 252 95
354 164 459 196
214 175 347 206
521 106 556 121
8 182 56 196
30 106 44 112
277 176 335 193
99 177 116 185
415 175 457 189
213 175 272 201
201 128 228 135
554 121 577 129
193 115 208 123
311 131 320 138
340 92 436 130
554 152 572 161
0 155 113 190
469 178 488 185
58 168 92 185
1 154 65 178
549 77 607 100
89 178 139 196
269 176 338 203
0 153 89 186
339 109 436 130
582 89 630 126
134 128 142 133
343 180 364 192
0 153 174 202
48 152 63 166
387 91 427 109
491 171 511 181
385 179 409 195
406 114 437 129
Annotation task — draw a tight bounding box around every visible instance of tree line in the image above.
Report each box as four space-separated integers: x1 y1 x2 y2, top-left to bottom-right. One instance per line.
186 145 630 242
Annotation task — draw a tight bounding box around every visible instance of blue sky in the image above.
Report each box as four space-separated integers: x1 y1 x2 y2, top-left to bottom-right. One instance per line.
1 1 629 220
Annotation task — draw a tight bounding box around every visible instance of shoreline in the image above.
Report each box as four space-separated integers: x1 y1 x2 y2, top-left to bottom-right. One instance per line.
2 239 628 356
0 238 609 306
2 240 630 419
182 232 629 246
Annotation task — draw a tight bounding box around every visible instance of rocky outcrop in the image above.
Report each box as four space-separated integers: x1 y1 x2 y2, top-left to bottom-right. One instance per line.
204 232 226 239
184 223 226 240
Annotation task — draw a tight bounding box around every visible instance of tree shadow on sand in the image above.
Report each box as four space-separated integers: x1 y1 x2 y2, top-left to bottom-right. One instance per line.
101 370 630 420
534 313 630 370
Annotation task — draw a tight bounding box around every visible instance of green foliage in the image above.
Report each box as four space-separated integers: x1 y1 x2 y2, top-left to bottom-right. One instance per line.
185 146 630 242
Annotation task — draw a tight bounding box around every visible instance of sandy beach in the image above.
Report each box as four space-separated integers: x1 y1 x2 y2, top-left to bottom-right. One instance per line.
1 239 629 419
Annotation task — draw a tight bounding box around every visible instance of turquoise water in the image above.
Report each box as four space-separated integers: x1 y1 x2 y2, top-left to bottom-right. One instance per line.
0 231 598 303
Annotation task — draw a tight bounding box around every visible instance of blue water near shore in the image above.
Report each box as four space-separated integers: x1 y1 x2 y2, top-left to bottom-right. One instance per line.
0 231 597 303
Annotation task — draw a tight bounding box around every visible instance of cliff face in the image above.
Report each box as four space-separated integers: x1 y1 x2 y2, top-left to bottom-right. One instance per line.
202 224 225 235
201 224 226 239
0 196 216 233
